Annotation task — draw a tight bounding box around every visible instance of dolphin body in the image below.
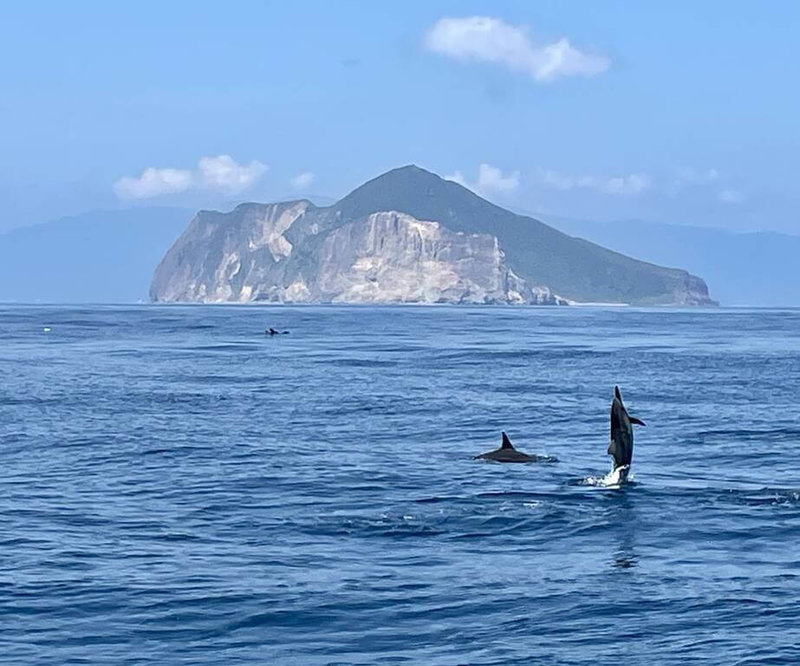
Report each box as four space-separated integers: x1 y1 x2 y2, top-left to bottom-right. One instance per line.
474 432 556 463
607 386 646 482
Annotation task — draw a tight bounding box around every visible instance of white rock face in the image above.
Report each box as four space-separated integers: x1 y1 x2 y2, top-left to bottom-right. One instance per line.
150 205 566 305
247 201 307 260
309 212 559 304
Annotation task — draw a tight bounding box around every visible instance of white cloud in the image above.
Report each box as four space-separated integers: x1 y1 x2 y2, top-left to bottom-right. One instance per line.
198 155 267 193
446 163 520 195
539 169 650 195
476 163 519 192
719 189 745 204
445 170 468 188
114 155 266 199
671 169 745 204
290 171 316 190
425 16 610 83
676 167 720 185
603 173 651 195
114 167 194 199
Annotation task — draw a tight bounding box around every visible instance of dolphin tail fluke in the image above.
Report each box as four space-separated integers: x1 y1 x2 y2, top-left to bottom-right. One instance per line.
500 432 514 450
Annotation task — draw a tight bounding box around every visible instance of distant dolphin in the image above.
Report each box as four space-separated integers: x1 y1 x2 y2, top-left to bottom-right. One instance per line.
474 432 556 463
266 328 289 335
607 386 645 482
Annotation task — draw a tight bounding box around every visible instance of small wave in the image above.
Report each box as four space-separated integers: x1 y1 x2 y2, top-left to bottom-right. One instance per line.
414 494 469 505
303 514 448 539
720 487 800 508
189 343 262 352
319 358 399 368
697 426 800 443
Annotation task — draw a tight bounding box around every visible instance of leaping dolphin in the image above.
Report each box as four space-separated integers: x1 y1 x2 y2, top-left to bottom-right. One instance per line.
474 432 556 463
607 386 645 482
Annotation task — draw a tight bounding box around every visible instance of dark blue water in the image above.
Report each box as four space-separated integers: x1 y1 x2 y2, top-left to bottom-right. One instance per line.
2 305 800 665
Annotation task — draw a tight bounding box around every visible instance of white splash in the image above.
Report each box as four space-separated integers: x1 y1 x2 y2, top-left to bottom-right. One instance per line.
585 465 632 489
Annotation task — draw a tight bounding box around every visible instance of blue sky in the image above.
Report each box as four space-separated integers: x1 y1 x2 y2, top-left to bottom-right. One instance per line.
1 1 799 233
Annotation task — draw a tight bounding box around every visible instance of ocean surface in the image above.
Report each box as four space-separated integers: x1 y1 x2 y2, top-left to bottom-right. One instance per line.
2 304 800 665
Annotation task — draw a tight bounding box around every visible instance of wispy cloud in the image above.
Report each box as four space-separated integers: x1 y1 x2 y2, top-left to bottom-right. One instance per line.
539 169 651 195
197 155 266 193
676 167 720 185
671 168 746 204
718 189 745 204
114 155 266 200
113 167 194 199
446 163 520 195
603 174 651 195
290 171 316 190
667 167 720 195
425 16 610 83
476 163 519 192
445 171 469 188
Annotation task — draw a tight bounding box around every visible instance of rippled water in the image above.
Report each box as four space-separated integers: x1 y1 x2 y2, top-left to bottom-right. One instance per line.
2 305 800 664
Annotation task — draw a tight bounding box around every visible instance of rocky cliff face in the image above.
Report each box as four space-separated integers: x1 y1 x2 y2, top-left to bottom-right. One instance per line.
151 206 565 304
151 165 716 306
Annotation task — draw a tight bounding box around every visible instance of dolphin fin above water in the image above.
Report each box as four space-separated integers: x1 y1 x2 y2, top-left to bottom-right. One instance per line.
474 432 556 463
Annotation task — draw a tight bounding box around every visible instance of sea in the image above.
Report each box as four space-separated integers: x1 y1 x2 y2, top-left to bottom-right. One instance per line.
2 304 799 665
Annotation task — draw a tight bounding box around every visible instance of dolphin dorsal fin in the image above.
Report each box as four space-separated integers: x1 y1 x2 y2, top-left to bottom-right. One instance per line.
501 432 514 450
